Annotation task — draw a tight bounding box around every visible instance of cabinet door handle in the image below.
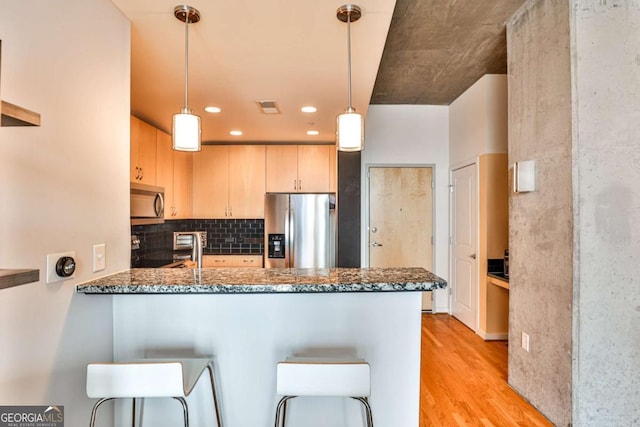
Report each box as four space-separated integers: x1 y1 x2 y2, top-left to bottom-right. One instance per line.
469 254 477 259
243 259 253 263
371 242 383 247
229 207 232 217
298 180 301 190
225 207 228 217
293 179 297 190
140 167 144 180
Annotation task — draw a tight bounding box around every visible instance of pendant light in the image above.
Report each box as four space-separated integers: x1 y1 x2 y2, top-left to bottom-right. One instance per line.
336 4 364 152
172 5 201 152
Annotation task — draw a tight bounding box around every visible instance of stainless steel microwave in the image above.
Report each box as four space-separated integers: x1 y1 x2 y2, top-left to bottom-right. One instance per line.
130 183 164 225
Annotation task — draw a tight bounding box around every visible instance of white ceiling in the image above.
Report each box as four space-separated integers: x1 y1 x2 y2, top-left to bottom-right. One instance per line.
111 0 396 143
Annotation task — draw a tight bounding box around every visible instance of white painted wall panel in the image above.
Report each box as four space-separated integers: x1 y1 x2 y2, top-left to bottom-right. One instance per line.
0 1 130 425
362 105 450 312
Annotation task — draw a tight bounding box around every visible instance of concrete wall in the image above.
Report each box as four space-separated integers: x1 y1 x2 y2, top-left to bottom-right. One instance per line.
0 1 130 425
507 0 573 425
361 105 449 312
572 1 640 424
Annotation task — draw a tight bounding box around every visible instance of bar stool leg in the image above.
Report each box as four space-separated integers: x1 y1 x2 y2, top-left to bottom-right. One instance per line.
352 397 374 427
89 397 114 427
172 397 189 427
274 396 296 427
206 362 223 427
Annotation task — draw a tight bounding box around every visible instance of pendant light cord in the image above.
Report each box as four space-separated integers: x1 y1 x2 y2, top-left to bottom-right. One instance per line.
183 15 189 110
347 12 353 110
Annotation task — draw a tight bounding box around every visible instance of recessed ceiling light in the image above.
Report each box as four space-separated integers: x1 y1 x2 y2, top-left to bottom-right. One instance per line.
301 106 317 113
204 106 221 113
306 130 320 136
229 130 243 136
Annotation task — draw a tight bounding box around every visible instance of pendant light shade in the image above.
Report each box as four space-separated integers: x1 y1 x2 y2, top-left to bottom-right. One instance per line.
337 108 364 152
336 4 364 152
173 109 201 151
172 5 201 152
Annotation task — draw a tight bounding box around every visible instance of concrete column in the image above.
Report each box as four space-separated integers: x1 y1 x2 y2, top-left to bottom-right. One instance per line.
507 0 640 425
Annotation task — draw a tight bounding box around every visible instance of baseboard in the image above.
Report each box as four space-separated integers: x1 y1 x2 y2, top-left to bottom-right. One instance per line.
477 329 509 340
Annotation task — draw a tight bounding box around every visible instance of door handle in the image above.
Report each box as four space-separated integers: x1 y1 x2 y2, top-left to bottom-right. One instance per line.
469 254 476 259
371 227 377 233
371 242 383 247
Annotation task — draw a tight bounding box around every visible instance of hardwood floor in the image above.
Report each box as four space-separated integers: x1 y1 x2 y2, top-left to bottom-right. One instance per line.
420 314 552 427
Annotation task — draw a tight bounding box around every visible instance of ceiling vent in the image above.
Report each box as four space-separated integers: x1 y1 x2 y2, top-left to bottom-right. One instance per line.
256 100 281 114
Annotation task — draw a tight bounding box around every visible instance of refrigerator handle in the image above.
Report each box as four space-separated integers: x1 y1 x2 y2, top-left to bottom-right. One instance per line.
288 208 295 268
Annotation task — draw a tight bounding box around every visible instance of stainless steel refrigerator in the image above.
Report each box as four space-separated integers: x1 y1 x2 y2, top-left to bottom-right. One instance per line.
264 193 336 268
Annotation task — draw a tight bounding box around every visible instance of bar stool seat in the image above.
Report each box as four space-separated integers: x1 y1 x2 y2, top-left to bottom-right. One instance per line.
274 356 373 427
86 358 222 427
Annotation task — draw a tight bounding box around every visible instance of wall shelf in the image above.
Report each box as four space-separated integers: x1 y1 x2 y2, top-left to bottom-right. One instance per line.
1 41 41 127
0 269 40 290
1 100 41 126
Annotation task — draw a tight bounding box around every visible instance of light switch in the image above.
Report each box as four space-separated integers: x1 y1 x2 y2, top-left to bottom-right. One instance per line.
93 244 106 272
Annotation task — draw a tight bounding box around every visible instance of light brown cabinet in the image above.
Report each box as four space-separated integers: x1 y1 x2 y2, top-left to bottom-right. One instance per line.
172 149 193 219
156 130 192 219
130 115 157 185
193 145 265 218
265 145 333 193
202 255 263 268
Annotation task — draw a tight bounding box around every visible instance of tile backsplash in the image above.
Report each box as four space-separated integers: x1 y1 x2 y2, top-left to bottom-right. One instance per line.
132 219 264 256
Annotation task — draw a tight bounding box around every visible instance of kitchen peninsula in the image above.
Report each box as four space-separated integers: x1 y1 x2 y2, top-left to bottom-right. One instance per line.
77 267 446 427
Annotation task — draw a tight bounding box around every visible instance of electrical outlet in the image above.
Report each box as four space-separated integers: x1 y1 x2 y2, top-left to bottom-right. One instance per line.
93 244 106 272
46 251 76 284
521 332 530 352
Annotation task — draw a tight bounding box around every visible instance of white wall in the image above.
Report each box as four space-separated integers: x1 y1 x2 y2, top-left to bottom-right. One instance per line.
361 105 450 312
0 1 130 425
449 74 508 166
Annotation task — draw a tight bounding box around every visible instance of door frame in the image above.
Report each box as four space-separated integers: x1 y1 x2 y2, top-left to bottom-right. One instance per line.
448 160 480 330
364 164 436 270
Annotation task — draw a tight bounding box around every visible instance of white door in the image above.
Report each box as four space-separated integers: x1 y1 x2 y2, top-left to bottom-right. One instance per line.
450 164 478 330
368 167 434 310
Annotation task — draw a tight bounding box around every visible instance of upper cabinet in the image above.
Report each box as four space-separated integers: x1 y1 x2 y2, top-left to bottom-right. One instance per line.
193 145 265 219
130 115 157 185
265 145 334 193
156 130 192 219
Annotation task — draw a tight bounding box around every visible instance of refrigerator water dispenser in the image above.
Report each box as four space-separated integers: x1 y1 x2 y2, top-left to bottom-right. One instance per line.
268 234 285 258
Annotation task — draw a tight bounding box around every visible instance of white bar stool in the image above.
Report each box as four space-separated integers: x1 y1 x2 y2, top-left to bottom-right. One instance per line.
274 357 373 427
86 358 222 427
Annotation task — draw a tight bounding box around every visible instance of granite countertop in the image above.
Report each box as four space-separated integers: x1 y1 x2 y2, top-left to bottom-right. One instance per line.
76 267 447 294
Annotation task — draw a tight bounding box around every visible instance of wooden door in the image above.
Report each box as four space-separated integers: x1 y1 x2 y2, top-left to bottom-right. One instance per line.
228 145 265 218
297 145 331 192
451 164 478 330
155 130 174 218
265 145 298 192
369 167 434 309
192 146 229 218
173 149 192 219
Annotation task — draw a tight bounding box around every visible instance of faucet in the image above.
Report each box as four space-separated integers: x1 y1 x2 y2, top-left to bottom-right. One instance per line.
190 232 203 269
